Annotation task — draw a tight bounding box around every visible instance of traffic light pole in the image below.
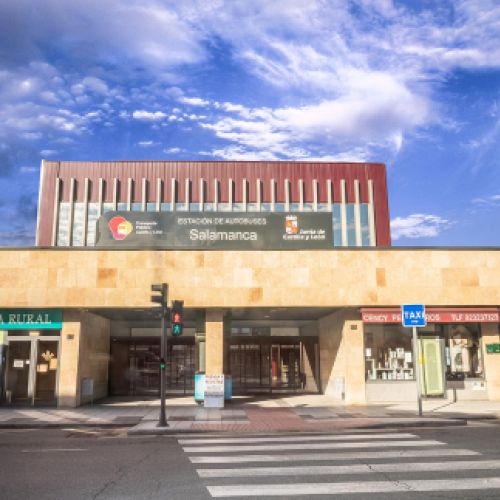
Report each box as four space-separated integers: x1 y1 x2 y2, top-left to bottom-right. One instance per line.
158 307 169 427
156 284 169 428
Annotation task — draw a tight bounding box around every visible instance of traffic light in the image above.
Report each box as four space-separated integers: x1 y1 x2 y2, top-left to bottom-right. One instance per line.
151 283 168 317
171 300 184 336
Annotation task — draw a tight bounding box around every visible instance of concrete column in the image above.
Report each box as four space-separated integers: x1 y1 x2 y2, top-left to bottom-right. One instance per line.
58 311 110 407
482 323 500 400
59 311 82 407
205 309 224 375
344 318 365 404
318 308 366 403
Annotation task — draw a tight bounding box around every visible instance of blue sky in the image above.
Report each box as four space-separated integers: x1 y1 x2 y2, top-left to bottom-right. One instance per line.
0 0 499 246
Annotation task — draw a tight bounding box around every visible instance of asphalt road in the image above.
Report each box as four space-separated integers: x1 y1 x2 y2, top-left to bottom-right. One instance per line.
1 423 500 499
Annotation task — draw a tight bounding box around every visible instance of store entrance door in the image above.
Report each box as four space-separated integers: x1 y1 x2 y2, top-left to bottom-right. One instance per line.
6 341 31 403
6 337 59 405
271 344 300 390
419 336 445 397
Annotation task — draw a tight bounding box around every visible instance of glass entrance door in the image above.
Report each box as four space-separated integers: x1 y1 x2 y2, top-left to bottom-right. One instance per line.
272 344 300 390
35 340 58 403
6 337 59 405
6 341 31 403
419 337 445 397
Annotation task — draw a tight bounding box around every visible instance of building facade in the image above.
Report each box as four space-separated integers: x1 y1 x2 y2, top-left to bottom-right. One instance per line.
0 160 498 407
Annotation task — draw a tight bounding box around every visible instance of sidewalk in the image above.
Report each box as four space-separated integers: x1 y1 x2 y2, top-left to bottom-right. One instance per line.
0 395 498 434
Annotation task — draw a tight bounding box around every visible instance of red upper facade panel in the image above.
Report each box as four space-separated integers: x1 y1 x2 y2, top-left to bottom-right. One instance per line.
36 160 391 246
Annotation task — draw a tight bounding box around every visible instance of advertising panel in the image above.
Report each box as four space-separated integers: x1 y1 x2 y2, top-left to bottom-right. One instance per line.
95 211 333 250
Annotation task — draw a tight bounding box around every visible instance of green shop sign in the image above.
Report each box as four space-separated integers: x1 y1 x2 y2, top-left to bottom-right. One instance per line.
0 309 62 330
486 343 500 354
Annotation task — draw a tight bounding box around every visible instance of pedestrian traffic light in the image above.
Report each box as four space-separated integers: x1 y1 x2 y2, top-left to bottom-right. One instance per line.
151 283 168 317
171 300 184 336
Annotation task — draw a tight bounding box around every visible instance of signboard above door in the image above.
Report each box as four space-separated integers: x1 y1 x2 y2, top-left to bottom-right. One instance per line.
95 211 333 250
0 309 62 330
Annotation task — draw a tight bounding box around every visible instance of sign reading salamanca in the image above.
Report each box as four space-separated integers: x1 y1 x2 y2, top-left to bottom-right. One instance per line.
95 212 333 250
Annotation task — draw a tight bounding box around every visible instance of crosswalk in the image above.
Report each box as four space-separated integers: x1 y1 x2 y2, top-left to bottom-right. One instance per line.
178 430 500 498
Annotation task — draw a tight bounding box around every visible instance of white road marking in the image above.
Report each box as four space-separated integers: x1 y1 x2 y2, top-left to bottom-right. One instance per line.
207 478 500 497
189 448 479 464
22 448 88 453
179 432 417 445
197 459 500 478
183 439 443 453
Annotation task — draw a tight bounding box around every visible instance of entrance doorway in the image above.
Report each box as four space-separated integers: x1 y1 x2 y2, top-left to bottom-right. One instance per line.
5 336 59 405
109 338 195 396
229 339 314 393
271 344 301 389
418 336 445 397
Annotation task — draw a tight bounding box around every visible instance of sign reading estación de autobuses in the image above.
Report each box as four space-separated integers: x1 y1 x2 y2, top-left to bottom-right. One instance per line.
95 211 333 250
0 309 63 330
361 308 500 324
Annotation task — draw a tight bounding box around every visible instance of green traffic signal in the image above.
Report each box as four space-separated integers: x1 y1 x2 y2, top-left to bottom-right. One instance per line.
171 300 184 336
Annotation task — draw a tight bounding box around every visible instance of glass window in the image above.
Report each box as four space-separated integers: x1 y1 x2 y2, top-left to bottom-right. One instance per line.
87 203 99 246
274 203 285 213
360 203 370 246
364 325 415 381
289 203 299 212
332 203 342 247
117 202 127 211
160 203 171 212
346 203 356 246
247 203 259 212
56 202 70 246
146 202 157 212
217 203 232 212
232 203 244 212
317 203 330 213
131 202 142 212
260 203 272 212
71 203 85 246
102 203 114 213
444 324 483 379
302 203 314 212
175 202 188 211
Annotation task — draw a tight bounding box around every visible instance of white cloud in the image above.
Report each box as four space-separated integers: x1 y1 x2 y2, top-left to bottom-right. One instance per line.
201 146 278 161
2 1 205 72
40 149 58 157
19 166 39 174
391 214 453 240
132 110 167 121
179 96 210 106
137 140 159 147
164 147 182 154
471 194 500 205
200 74 424 160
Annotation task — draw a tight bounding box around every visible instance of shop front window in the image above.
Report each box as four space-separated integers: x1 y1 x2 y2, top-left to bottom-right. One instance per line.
444 324 483 380
364 325 414 381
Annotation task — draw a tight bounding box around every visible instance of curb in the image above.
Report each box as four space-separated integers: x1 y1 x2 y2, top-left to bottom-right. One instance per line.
127 417 468 436
0 422 139 429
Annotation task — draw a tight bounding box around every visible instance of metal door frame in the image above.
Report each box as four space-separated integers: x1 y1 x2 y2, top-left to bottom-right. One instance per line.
5 335 60 406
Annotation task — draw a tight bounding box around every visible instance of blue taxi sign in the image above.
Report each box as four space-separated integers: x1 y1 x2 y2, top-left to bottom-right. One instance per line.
401 304 426 327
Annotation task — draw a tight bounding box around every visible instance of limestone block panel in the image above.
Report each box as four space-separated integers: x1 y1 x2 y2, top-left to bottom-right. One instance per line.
205 309 224 375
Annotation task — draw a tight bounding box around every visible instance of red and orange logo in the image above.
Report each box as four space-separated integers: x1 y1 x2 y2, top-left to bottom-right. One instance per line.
108 216 133 240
